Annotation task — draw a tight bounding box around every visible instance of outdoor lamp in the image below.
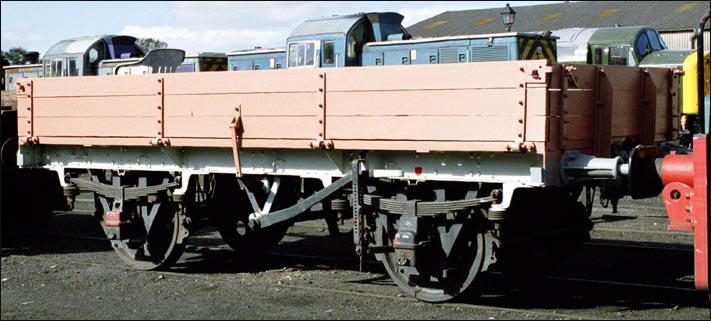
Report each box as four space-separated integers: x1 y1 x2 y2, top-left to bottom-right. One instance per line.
501 3 516 32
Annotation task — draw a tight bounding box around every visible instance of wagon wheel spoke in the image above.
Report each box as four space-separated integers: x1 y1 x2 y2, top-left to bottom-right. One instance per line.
375 212 491 303
97 194 186 271
211 175 295 257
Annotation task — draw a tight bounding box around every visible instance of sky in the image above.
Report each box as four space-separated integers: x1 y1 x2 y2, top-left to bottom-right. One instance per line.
1 1 565 55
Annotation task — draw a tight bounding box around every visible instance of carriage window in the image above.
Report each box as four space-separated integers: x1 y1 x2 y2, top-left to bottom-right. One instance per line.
305 43 315 65
50 59 63 77
608 47 629 65
594 47 603 64
287 41 318 68
289 44 298 67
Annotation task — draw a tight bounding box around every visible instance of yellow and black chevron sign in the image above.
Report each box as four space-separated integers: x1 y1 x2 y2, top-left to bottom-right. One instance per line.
519 38 557 63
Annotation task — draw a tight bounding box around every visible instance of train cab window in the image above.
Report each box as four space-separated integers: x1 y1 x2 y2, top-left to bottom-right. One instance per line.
287 41 318 68
324 41 335 65
646 30 665 51
88 42 107 75
89 49 99 64
636 33 651 57
348 22 367 59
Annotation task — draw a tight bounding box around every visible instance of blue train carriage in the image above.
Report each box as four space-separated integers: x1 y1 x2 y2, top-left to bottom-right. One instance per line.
285 12 410 68
3 35 144 81
227 47 286 71
176 52 228 72
362 31 557 66
41 35 144 77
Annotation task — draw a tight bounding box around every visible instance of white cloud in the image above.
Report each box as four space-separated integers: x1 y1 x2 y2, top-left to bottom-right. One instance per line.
1 23 47 53
122 1 333 53
124 1 559 54
120 25 287 53
2 1 564 56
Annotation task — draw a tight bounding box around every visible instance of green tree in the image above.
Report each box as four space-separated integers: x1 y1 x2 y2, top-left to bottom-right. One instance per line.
135 38 168 53
2 47 28 65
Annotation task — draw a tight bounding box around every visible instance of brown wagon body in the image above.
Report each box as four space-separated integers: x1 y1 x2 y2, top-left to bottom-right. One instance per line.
15 59 694 302
16 60 678 185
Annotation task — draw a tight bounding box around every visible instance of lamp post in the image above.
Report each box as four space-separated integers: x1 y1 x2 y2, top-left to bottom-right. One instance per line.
501 3 516 32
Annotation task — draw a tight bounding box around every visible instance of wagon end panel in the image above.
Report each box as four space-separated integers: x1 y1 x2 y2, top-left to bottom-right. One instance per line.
552 64 678 159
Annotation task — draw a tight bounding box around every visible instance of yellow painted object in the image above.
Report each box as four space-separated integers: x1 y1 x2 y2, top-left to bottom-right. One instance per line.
682 51 710 114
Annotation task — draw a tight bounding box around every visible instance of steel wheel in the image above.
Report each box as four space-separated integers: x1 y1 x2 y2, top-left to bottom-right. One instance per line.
211 175 295 257
100 198 186 271
217 213 289 257
375 213 489 303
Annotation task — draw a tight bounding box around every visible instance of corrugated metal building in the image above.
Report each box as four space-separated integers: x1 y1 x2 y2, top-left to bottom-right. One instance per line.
407 1 709 51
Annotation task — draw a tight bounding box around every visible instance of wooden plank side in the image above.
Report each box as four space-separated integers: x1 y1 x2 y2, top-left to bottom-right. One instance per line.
326 89 523 116
524 87 550 142
166 116 319 140
164 93 320 117
16 85 31 140
37 137 159 147
31 75 162 97
325 61 533 92
33 96 159 117
611 115 643 137
163 69 323 95
324 61 534 146
162 69 324 141
34 117 159 137
328 140 525 152
610 90 642 139
563 115 595 140
650 68 678 141
23 61 679 158
560 90 596 116
327 115 521 141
